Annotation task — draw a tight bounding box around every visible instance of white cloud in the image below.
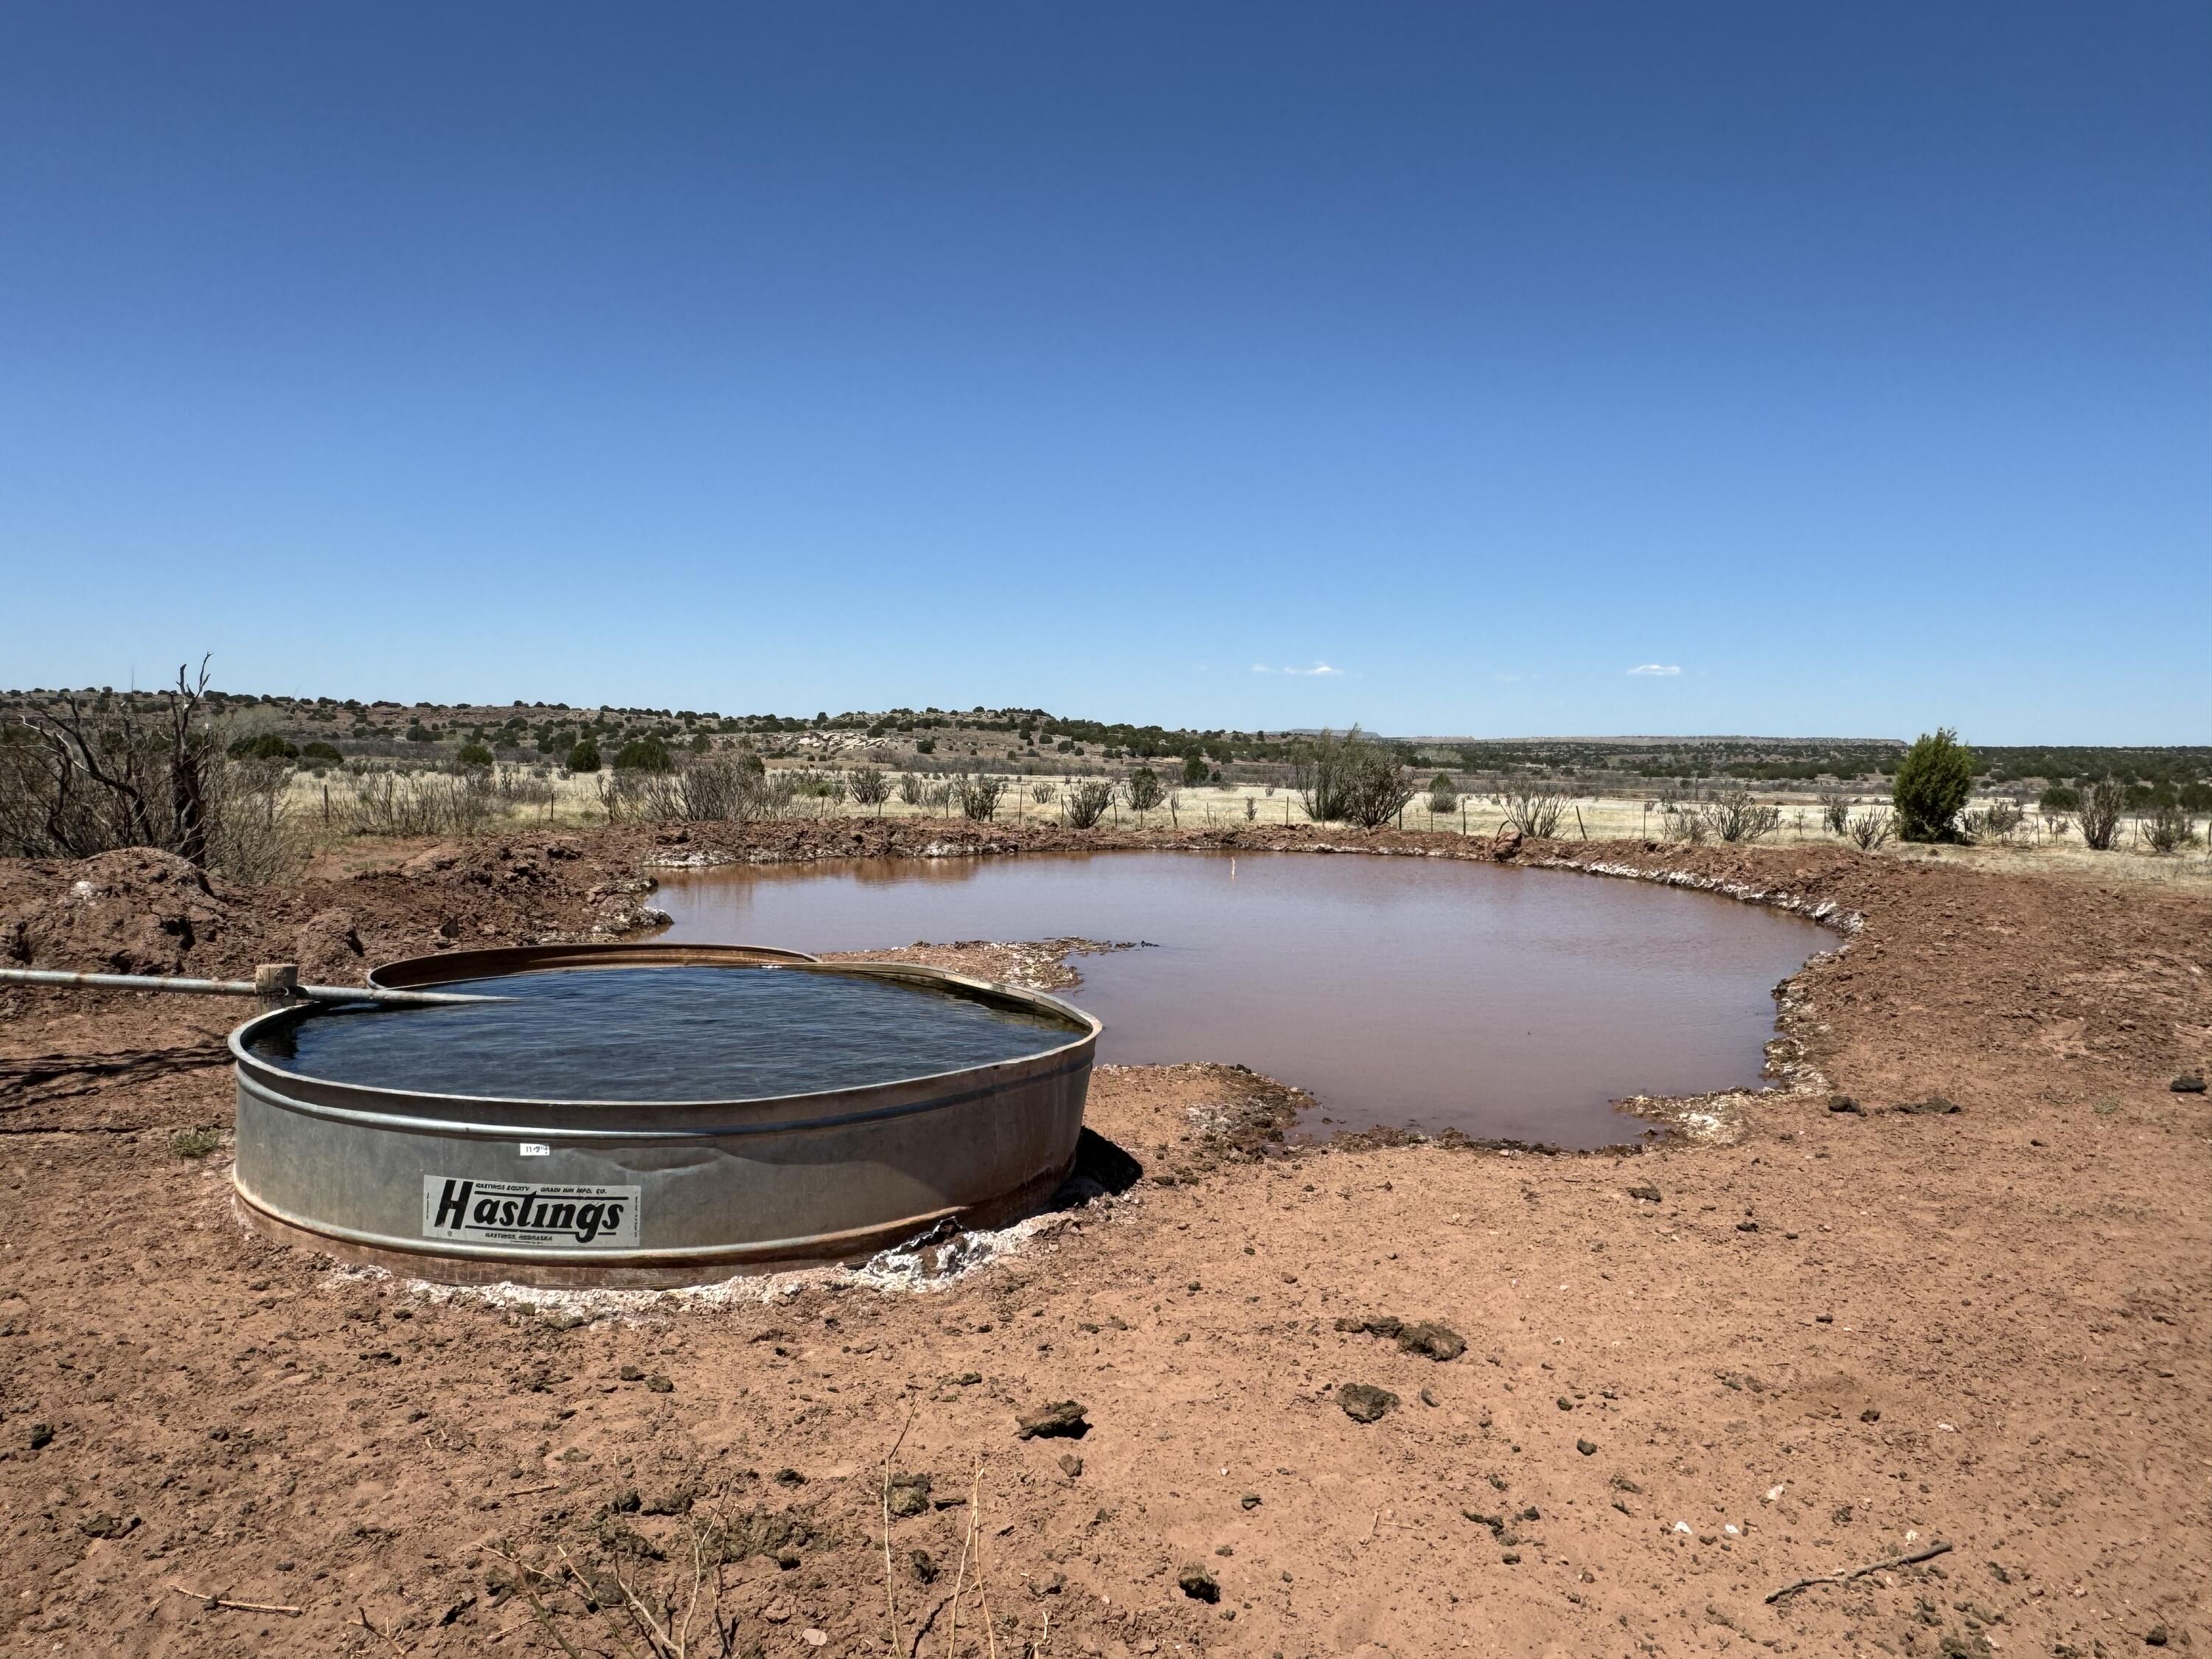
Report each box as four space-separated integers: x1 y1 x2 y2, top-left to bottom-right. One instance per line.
1250 664 1274 674
1627 663 1682 677
1285 662 1345 677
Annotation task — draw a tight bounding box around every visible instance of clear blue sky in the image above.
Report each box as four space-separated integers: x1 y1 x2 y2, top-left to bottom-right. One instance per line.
4 4 2205 742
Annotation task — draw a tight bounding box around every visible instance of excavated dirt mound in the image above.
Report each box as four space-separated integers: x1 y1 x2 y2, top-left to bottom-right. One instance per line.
0 824 2207 1658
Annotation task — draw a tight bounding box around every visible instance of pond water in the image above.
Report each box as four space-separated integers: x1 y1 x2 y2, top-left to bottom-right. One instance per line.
653 851 1822 1147
244 964 1081 1102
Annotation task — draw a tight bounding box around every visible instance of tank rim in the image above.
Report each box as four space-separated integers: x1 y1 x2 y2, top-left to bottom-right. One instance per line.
226 941 1102 1113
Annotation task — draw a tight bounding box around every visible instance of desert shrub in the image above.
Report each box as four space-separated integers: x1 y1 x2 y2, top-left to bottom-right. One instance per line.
1180 753 1208 787
1429 773 1455 795
344 767 496 838
203 759 307 883
1492 789 1568 839
1892 728 1975 842
567 738 602 773
2143 803 2197 853
896 771 928 807
2037 784 2081 813
1847 809 1895 851
599 756 800 824
299 740 342 762
847 768 890 807
611 735 673 773
1063 780 1115 828
1703 787 1782 844
953 773 1006 821
1124 768 1166 815
1427 786 1457 814
1961 800 2024 844
227 731 297 761
1243 795 1256 821
1290 729 1356 821
1340 747 1416 830
454 742 495 768
1290 728 1413 827
2076 776 2125 850
0 663 307 880
1656 793 1709 844
1817 788 1854 836
1029 781 1058 805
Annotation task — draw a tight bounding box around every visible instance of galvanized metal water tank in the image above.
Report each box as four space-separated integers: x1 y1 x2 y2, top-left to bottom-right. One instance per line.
230 942 1099 1287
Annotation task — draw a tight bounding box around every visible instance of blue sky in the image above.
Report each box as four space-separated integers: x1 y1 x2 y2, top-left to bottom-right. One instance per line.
3 4 2205 741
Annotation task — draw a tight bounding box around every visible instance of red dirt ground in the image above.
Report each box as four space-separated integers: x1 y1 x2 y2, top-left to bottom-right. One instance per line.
1 822 2206 1658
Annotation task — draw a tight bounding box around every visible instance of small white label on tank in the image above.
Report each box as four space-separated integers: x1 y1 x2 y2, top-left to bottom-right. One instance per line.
518 1143 551 1157
423 1177 641 1249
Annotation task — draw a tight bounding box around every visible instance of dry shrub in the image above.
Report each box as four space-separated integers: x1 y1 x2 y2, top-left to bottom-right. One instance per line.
1029 781 1058 805
2143 803 2197 853
1492 788 1568 839
1063 780 1115 828
1703 787 1782 844
1818 789 1854 836
599 757 801 824
952 773 1006 821
896 772 928 807
2076 777 2125 851
1123 768 1166 815
1847 809 1895 850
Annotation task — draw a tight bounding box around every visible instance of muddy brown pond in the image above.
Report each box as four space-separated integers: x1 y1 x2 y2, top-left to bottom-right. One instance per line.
653 851 1824 1147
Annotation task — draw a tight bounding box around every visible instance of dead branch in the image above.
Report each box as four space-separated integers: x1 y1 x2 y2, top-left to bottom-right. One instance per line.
881 1389 921 1650
356 1606 411 1655
164 1582 302 1616
1765 1540 1953 1604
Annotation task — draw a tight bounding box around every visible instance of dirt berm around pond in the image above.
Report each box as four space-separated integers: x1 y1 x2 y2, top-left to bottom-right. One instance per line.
1 820 2206 1657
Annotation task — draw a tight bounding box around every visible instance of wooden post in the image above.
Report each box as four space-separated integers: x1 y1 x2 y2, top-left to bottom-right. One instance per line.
253 962 299 1012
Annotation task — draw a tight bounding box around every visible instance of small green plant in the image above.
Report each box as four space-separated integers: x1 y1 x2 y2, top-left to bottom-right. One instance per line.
1029 781 1058 805
896 771 928 807
299 740 342 762
847 768 890 807
1891 728 1975 842
2038 784 2081 813
1817 788 1853 836
1180 753 1208 787
2077 776 2124 850
171 1127 223 1159
566 738 601 773
454 742 494 768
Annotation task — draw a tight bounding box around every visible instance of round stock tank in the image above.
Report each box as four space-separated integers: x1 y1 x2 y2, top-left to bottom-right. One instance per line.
229 943 1099 1287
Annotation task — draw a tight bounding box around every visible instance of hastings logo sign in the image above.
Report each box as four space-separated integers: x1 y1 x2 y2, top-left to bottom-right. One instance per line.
422 1177 641 1249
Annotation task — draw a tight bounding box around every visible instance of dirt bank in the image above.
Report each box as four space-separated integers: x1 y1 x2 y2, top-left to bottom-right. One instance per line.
1 823 2207 1656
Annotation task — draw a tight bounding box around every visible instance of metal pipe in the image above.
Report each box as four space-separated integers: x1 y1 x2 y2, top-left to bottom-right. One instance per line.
0 967 507 1006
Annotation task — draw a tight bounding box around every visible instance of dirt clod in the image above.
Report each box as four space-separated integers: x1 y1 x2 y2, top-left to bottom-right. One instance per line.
1627 1184 1663 1201
1337 1383 1399 1423
886 1472 932 1517
2171 1074 2206 1094
1016 1399 1089 1440
1896 1096 1963 1115
1177 1564 1221 1602
1829 1096 1864 1114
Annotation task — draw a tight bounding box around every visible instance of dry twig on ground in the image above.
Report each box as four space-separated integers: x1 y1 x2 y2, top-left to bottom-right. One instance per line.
1765 1540 1952 1604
